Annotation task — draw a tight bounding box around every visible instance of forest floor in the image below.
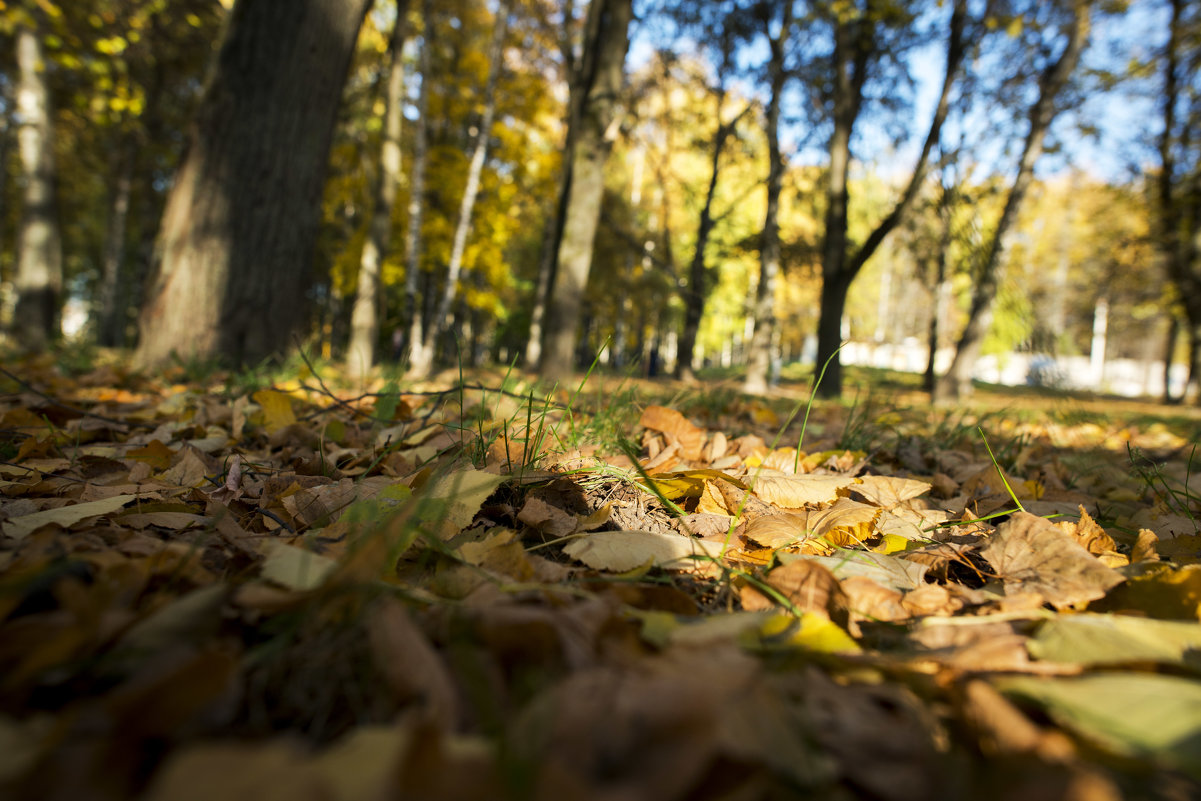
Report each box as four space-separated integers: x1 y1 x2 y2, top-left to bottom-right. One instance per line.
1 351 1200 800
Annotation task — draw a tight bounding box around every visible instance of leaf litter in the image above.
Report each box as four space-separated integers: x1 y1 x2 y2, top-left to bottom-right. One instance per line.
1 361 1201 800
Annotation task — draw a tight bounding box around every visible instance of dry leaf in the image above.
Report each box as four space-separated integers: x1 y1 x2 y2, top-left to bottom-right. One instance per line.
981 512 1125 609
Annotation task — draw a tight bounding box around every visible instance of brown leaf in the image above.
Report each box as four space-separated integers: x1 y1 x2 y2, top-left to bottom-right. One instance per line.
740 560 850 631
639 405 706 461
981 512 1125 610
367 598 459 729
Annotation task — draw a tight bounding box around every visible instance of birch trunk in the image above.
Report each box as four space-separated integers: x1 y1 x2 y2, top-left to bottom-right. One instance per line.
412 0 511 377
404 0 436 375
12 19 63 350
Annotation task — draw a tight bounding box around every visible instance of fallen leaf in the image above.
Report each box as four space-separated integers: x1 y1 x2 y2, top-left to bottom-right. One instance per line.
2 494 133 540
562 530 724 572
996 673 1201 779
980 512 1125 609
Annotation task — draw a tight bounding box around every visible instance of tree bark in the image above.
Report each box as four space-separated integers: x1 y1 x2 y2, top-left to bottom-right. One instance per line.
923 184 955 393
815 0 967 398
404 0 436 375
136 0 369 368
744 3 794 395
1156 0 1201 405
539 0 632 383
413 0 512 377
13 18 64 351
96 139 136 346
347 3 410 378
937 2 1089 401
675 101 747 381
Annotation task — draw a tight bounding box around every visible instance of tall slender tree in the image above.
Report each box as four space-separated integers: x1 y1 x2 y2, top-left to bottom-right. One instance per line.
410 0 513 378
403 0 435 373
347 2 411 378
937 0 1090 400
744 0 795 394
136 0 371 367
813 0 968 398
675 43 751 381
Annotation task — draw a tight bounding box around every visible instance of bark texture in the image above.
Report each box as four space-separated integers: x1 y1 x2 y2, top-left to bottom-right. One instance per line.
539 0 632 382
136 0 370 368
347 3 410 378
13 19 64 351
937 2 1089 401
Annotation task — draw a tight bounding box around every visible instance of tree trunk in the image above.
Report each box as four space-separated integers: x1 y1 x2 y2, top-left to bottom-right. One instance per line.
96 139 135 347
676 102 746 381
923 187 955 393
136 0 369 368
815 0 966 398
12 19 64 351
539 0 632 383
744 3 794 395
413 0 511 377
1162 311 1179 404
1156 0 1201 406
403 0 436 376
524 209 559 369
937 2 1089 401
347 3 410 378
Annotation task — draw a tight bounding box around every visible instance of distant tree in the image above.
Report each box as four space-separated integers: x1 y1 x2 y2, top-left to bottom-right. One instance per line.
812 0 968 398
410 0 513 378
937 0 1089 400
675 27 752 381
11 5 64 351
403 0 435 374
135 0 370 368
1156 0 1201 403
346 1 410 379
744 0 795 394
538 0 633 382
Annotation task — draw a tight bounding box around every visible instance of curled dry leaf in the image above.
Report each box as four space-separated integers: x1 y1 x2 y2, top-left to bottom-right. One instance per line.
639 405 706 461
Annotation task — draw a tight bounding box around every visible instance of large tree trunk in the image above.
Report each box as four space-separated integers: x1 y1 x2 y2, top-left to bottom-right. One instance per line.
136 0 369 368
404 0 436 376
346 3 410 378
937 2 1089 401
744 3 794 395
12 18 64 351
414 0 512 377
814 0 966 398
538 0 632 383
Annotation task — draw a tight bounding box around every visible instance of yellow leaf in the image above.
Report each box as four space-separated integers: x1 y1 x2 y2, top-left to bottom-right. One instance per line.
252 389 296 432
128 438 176 470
